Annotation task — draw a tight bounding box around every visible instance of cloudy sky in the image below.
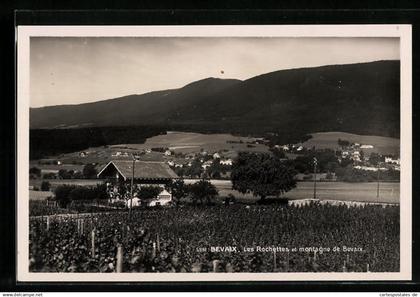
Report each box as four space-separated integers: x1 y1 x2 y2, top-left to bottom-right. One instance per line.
30 37 399 107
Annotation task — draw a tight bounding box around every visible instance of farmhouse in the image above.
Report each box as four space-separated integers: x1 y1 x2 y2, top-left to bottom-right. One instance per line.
97 160 178 206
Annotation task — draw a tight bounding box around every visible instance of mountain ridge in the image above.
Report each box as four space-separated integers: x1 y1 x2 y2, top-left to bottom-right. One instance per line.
30 60 400 138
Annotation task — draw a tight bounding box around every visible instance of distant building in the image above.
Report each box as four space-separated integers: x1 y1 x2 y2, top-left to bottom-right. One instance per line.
352 151 361 162
200 151 208 156
385 157 400 165
201 160 213 169
220 159 233 166
164 150 172 156
213 152 221 159
360 144 374 149
353 165 388 172
125 189 172 208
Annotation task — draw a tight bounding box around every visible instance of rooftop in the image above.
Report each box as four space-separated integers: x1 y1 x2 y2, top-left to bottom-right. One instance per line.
97 160 178 180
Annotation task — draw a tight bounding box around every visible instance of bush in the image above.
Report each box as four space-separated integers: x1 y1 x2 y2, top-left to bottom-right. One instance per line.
188 179 218 205
110 200 126 209
40 181 51 191
54 184 108 208
54 185 77 208
42 173 57 179
29 200 72 216
82 164 98 179
29 167 41 178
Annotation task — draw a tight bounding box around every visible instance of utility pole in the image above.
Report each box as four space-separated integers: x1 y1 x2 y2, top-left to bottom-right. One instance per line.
129 155 135 218
313 157 318 200
376 163 380 202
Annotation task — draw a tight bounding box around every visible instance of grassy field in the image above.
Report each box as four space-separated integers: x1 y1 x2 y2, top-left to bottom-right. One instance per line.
302 132 400 156
31 178 400 204
30 179 104 191
51 131 269 164
116 131 269 154
29 190 54 201
185 179 400 204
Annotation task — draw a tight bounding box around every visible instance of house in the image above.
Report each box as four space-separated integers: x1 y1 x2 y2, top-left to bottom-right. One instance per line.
352 151 361 162
164 150 173 156
201 160 213 170
213 152 221 159
385 157 400 165
125 189 172 208
97 160 178 206
220 159 233 166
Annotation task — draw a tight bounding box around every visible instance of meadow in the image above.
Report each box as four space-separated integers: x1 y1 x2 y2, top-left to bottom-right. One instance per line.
302 132 400 156
114 131 269 154
182 180 399 204
30 179 400 204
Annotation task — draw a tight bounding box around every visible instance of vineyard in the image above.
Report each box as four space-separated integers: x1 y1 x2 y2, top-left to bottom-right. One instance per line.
29 203 399 273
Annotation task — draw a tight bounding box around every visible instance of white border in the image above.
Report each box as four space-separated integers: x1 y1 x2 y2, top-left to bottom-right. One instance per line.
17 25 412 282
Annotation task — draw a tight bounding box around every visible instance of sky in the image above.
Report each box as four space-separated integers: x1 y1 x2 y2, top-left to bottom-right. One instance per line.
30 37 399 107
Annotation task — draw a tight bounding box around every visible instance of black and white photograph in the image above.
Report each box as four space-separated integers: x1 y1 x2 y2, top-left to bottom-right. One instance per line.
16 25 412 282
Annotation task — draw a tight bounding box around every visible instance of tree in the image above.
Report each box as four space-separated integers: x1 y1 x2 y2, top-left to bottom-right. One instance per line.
188 179 218 205
369 152 384 166
83 164 98 179
338 138 350 147
184 158 203 178
166 179 188 206
29 167 41 179
231 152 296 201
340 157 353 167
207 159 224 179
58 169 73 179
137 186 162 204
54 185 77 208
269 147 286 159
40 181 51 191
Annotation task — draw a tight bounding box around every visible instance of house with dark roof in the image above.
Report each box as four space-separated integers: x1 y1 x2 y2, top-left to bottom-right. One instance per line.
97 160 179 206
98 160 178 181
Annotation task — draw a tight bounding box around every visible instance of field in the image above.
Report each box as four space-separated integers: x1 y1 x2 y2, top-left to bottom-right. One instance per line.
29 203 399 272
29 190 54 201
113 131 269 154
29 179 400 204
185 180 400 204
302 132 400 156
51 131 269 164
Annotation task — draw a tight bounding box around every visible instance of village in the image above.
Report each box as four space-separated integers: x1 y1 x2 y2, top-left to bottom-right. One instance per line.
29 131 401 210
28 132 401 274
